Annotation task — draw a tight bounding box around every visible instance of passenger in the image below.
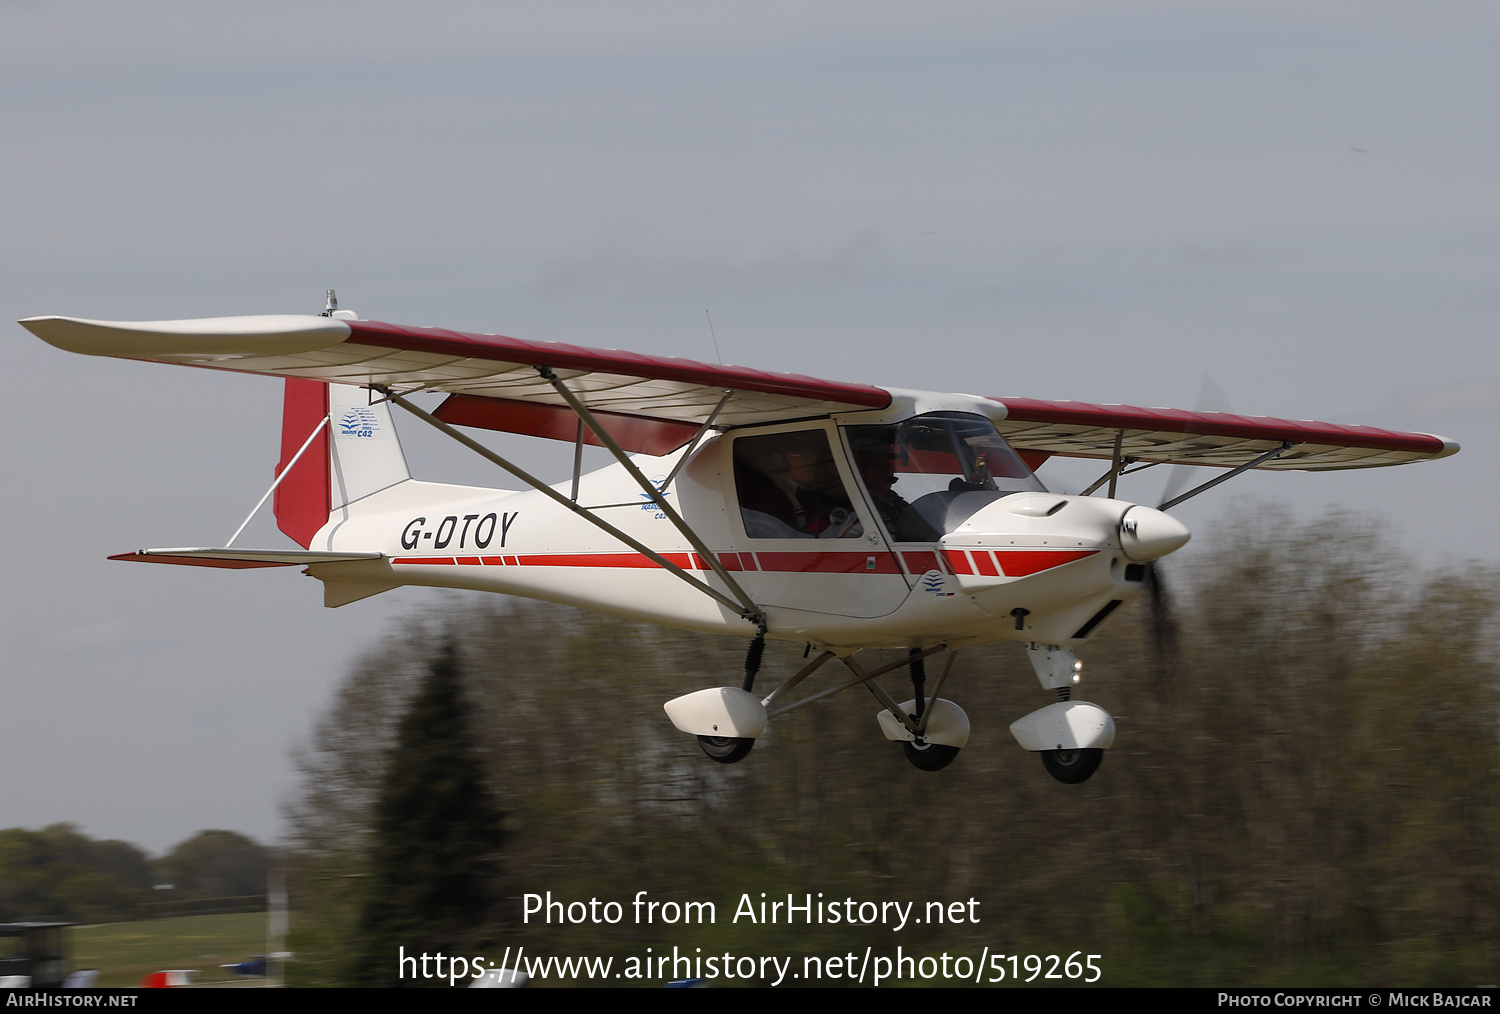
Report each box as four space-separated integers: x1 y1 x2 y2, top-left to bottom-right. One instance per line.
743 437 838 535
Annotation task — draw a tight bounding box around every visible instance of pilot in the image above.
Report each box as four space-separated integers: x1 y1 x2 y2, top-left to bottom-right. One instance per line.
853 435 911 531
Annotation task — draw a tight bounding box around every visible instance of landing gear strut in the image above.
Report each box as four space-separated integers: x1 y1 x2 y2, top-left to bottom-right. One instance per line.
862 648 968 772
898 649 959 772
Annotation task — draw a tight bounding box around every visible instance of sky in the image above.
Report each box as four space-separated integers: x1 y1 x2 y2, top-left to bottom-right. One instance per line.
2 1 1496 853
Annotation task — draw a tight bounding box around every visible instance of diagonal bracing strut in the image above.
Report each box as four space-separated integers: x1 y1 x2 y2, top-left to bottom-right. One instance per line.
834 646 950 734
373 384 763 624
533 366 762 618
1157 441 1295 510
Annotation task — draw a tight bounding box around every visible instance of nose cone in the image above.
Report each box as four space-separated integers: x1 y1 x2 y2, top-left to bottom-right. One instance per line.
1119 506 1191 561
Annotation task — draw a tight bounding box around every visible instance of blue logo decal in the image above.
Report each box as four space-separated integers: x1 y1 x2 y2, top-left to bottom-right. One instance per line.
337 406 380 438
640 475 672 512
920 571 953 597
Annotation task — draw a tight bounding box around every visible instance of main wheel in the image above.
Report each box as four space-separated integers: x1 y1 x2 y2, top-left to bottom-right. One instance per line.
902 740 960 771
698 735 754 764
1041 748 1103 784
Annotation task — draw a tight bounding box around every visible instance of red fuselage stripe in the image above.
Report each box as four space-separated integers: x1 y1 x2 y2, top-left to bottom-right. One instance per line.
994 549 1098 576
389 548 1098 577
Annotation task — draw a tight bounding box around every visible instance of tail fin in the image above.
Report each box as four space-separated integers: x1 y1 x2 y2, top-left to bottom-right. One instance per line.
275 379 330 549
275 380 411 548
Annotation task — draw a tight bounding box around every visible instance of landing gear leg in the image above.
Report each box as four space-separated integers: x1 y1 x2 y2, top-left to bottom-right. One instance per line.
897 648 960 772
908 648 925 723
742 626 766 692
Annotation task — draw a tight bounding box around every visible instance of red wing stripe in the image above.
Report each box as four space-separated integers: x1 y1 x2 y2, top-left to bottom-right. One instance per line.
995 397 1452 455
350 319 891 409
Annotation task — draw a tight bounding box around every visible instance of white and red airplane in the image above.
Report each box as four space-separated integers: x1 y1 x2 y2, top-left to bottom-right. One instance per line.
21 296 1458 781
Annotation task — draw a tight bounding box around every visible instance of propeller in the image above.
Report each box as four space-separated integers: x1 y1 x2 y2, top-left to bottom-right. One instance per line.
1143 556 1179 698
1144 374 1229 695
1156 373 1234 509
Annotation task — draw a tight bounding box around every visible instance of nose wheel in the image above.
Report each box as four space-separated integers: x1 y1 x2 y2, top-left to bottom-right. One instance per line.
697 735 754 764
1040 747 1102 783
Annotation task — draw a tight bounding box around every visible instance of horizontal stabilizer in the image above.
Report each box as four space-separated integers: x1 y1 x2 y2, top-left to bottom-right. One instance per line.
109 548 385 569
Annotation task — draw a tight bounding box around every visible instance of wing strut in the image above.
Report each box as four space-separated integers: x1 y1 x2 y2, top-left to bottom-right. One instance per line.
1073 432 1298 509
1157 441 1294 510
1077 429 1166 497
533 367 761 618
373 384 764 625
660 389 734 491
1108 429 1123 499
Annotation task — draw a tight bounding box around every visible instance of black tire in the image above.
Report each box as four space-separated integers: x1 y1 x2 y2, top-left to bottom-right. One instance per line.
698 736 754 764
1041 748 1103 784
902 741 960 771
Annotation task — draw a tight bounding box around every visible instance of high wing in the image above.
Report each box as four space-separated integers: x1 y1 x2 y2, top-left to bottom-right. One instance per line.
21 313 1456 469
20 314 890 453
992 397 1458 471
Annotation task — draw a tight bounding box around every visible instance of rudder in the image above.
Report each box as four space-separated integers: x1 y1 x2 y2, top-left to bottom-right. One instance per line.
275 378 330 549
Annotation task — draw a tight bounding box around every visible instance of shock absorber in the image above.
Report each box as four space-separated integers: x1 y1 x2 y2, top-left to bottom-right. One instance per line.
909 647 926 722
741 626 767 692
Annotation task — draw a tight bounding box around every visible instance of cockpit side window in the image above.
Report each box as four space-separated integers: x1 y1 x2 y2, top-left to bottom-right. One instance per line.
733 429 862 539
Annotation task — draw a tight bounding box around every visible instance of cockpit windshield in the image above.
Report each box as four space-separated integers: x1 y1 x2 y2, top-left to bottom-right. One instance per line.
845 412 1045 542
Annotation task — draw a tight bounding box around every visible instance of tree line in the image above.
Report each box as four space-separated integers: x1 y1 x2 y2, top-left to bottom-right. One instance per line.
284 510 1499 986
0 826 271 924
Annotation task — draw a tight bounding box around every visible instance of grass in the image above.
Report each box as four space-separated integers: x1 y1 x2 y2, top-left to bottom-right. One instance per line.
72 912 272 988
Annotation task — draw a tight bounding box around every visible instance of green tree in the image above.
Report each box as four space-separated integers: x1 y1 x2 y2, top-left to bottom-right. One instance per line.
351 641 506 986
158 830 269 901
0 825 153 924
